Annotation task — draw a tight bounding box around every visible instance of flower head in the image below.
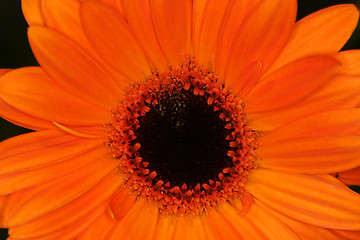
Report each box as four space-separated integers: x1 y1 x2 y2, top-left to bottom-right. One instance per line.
0 0 360 239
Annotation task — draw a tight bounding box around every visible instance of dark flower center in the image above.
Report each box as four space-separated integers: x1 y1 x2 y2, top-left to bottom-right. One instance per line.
136 89 232 188
106 60 257 214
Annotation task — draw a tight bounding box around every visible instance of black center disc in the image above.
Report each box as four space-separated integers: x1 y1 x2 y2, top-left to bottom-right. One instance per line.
135 89 232 188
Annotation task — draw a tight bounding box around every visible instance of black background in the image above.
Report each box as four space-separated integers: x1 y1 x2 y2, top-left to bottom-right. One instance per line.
0 0 359 239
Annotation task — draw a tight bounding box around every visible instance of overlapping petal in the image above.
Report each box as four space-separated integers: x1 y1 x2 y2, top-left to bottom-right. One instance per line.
19 208 105 240
337 50 360 75
246 55 339 112
21 0 44 25
3 153 117 227
172 216 207 240
107 200 158 240
28 27 124 108
192 0 231 68
250 74 360 131
214 0 263 80
265 202 343 240
155 215 177 240
219 0 297 84
268 4 359 74
337 167 360 186
120 0 168 71
203 208 243 239
77 212 117 240
80 0 152 81
218 199 300 239
8 172 122 239
0 146 106 195
109 188 135 220
0 67 111 126
42 0 95 56
257 109 360 174
0 130 103 176
151 0 192 66
247 169 360 230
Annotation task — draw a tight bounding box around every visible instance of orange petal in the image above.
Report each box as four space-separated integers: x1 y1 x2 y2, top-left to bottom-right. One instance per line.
28 27 121 108
120 0 168 71
0 97 55 130
332 229 360 239
0 195 9 227
316 174 348 188
337 50 360 75
258 135 360 174
41 0 94 56
0 130 103 176
77 211 117 240
101 0 124 16
214 0 262 80
192 0 232 68
258 109 360 174
0 69 53 130
109 188 135 220
108 200 159 240
154 214 176 240
241 201 299 239
246 55 340 112
0 146 106 194
151 0 192 66
232 61 262 97
0 67 111 126
42 0 129 90
247 169 360 230
220 0 297 85
337 167 360 186
173 216 207 240
264 201 343 240
260 108 360 143
249 75 360 131
8 172 122 239
16 208 104 240
3 154 117 227
21 0 44 25
80 0 152 81
203 207 243 239
217 202 267 239
12 206 106 240
0 69 10 76
268 4 359 74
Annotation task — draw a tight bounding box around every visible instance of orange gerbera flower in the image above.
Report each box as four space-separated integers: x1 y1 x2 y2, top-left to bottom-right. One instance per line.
1 0 360 239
